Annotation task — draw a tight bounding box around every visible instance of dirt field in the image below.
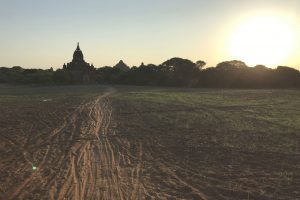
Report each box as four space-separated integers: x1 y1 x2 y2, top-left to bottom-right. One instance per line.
0 85 299 200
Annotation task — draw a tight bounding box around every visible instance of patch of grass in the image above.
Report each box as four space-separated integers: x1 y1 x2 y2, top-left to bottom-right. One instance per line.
0 84 108 102
113 89 300 154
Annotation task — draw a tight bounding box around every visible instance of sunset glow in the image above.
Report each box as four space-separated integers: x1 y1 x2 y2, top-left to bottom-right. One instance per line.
229 14 296 67
0 1 299 68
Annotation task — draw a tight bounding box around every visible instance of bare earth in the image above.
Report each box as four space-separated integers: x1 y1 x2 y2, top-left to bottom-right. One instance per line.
0 86 299 200
1 89 146 199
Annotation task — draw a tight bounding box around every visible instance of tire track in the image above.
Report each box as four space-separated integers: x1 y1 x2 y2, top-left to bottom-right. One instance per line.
4 89 145 200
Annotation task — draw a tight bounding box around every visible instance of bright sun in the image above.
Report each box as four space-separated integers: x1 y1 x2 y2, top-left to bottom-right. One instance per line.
229 15 295 67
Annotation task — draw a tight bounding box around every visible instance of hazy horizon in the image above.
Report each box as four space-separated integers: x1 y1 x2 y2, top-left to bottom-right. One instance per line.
1 0 300 69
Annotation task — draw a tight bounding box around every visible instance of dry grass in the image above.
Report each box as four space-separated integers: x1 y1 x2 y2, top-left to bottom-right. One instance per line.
0 85 299 199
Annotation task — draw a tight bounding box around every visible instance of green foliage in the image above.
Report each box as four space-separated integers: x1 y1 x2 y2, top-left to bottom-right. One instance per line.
53 69 71 84
0 67 53 84
1 58 300 88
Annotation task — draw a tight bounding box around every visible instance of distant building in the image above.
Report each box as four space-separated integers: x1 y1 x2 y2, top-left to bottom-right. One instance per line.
63 43 95 83
113 60 130 72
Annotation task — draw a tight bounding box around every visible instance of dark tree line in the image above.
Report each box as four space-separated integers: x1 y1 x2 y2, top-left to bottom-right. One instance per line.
0 66 54 84
1 58 300 88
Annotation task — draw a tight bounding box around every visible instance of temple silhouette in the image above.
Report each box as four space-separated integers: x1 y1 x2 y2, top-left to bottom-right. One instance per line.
62 43 95 83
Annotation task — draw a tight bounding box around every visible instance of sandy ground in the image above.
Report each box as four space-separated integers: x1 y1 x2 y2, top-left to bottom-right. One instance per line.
0 87 299 200
1 90 147 199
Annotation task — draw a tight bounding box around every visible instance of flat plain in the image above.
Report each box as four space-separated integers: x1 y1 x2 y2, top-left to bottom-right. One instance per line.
0 85 299 200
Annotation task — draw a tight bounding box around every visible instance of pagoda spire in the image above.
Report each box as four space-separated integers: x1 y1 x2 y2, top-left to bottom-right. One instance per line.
76 42 80 51
72 42 84 62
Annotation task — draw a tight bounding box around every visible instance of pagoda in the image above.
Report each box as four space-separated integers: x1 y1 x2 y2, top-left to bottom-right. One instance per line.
63 43 95 83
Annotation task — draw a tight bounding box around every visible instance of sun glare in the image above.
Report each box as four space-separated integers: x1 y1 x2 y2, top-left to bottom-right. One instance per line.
229 15 295 67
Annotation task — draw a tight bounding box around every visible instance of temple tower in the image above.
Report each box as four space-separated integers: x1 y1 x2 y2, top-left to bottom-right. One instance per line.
62 43 95 83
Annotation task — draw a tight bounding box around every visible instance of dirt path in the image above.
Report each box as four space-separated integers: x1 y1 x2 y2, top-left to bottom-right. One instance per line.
3 90 146 200
2 88 212 200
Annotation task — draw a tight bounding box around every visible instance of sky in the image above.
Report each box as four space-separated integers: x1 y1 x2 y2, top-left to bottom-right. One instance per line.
0 0 299 69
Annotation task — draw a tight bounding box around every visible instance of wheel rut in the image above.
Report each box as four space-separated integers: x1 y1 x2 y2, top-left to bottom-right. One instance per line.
3 89 209 200
4 91 144 200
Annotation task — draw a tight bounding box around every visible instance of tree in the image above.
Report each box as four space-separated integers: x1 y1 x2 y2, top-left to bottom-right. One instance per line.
161 57 200 86
53 69 71 84
196 60 206 70
216 60 248 70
